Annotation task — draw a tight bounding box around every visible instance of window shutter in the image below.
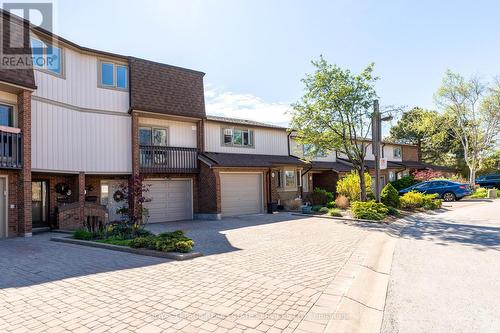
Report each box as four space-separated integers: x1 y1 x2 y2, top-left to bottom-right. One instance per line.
249 130 254 146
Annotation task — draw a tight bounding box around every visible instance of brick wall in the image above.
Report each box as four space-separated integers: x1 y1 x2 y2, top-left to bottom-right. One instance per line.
2 170 19 237
198 163 220 214
312 171 339 194
58 202 106 230
402 145 420 161
17 90 32 235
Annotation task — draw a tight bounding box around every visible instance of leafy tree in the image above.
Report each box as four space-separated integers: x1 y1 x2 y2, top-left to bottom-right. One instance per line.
336 171 372 202
291 57 378 201
435 71 500 186
389 107 460 165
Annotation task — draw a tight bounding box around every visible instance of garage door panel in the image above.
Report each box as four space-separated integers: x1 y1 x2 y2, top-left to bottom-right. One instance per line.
144 180 192 223
220 173 263 216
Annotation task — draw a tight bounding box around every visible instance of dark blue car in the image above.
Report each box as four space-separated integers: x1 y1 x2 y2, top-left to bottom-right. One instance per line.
399 180 472 202
475 173 500 189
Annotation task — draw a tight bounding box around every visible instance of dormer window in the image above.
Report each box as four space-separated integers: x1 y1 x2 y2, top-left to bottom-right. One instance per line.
30 38 63 76
222 127 254 147
99 61 128 90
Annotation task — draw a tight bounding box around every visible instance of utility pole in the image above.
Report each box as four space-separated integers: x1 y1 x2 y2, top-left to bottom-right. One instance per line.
372 100 381 202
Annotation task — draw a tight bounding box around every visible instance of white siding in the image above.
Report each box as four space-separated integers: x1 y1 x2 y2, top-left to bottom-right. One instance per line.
138 117 197 148
33 48 129 113
289 138 336 162
31 100 131 173
204 121 288 155
337 143 403 162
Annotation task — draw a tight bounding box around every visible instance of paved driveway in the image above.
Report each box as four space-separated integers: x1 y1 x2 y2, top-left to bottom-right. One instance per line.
382 200 500 333
0 213 373 333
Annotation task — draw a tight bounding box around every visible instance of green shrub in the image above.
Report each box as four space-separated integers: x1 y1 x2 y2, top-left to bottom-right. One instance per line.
336 171 372 202
386 206 400 216
129 236 156 249
335 195 350 209
327 208 342 217
381 183 400 208
351 201 389 221
326 201 336 209
311 205 323 212
468 187 499 199
73 229 92 240
129 231 194 253
422 193 442 210
311 188 334 205
390 175 419 191
400 191 441 210
175 240 194 253
318 207 329 214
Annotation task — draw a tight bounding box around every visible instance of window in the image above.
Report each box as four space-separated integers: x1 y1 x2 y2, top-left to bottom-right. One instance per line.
100 183 109 206
30 38 63 75
139 127 168 146
393 147 402 158
285 170 296 187
222 127 254 147
99 61 128 89
0 104 13 127
389 171 395 182
297 170 302 186
303 143 327 157
302 174 309 192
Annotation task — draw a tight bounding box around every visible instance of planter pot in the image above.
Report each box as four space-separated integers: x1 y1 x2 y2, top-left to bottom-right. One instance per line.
301 205 312 214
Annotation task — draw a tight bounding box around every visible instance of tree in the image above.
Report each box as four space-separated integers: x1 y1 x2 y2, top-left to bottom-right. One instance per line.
388 107 461 165
290 57 378 201
435 71 500 186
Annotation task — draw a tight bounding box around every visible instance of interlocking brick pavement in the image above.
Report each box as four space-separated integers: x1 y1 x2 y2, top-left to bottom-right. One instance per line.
0 214 371 332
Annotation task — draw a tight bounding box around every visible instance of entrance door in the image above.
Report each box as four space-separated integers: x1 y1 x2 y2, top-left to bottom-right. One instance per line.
0 178 6 238
32 181 49 228
101 180 127 222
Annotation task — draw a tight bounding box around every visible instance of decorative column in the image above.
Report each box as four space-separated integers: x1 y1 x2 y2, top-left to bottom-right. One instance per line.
17 90 32 236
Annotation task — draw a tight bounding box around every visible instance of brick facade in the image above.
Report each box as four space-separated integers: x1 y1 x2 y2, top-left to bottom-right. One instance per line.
402 145 420 161
312 171 339 194
17 90 32 236
58 202 106 231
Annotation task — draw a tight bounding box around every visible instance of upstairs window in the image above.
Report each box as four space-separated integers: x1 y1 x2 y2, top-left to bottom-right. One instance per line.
139 127 167 146
0 104 13 127
222 127 254 147
393 147 402 158
30 38 63 75
99 61 128 89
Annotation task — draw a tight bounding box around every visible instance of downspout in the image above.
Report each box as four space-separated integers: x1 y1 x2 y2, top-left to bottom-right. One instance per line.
287 132 292 156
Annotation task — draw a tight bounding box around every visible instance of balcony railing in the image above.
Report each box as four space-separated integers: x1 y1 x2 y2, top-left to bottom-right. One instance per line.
139 145 198 173
0 130 22 169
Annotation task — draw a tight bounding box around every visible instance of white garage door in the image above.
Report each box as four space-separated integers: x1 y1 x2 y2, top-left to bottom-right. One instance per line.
220 173 263 216
145 179 192 223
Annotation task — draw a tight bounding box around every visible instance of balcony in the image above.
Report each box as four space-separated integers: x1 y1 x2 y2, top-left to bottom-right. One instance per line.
139 145 198 173
0 130 22 169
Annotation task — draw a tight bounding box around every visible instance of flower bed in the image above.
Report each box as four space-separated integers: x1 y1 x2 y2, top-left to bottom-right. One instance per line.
73 227 195 253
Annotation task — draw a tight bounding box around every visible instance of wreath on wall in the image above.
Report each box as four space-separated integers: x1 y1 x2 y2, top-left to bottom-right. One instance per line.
55 183 71 196
113 190 125 203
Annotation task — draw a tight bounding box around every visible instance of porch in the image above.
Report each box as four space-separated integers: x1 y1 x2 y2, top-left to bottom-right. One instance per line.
139 145 198 173
31 173 129 231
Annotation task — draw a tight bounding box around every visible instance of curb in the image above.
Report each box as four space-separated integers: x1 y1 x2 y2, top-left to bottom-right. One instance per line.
50 237 203 261
292 213 388 224
294 216 409 333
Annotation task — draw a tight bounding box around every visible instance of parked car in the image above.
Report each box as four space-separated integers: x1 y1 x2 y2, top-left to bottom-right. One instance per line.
399 180 473 202
475 173 500 189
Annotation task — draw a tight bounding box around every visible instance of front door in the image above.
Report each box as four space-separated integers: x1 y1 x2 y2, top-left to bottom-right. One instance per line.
101 180 127 223
0 178 6 238
32 181 49 228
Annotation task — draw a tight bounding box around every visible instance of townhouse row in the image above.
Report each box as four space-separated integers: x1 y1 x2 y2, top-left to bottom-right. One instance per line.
0 12 447 238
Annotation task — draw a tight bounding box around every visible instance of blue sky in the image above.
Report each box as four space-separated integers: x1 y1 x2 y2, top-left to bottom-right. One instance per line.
53 0 500 127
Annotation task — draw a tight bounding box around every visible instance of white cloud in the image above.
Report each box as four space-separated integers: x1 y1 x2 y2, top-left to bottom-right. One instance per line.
204 85 292 127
